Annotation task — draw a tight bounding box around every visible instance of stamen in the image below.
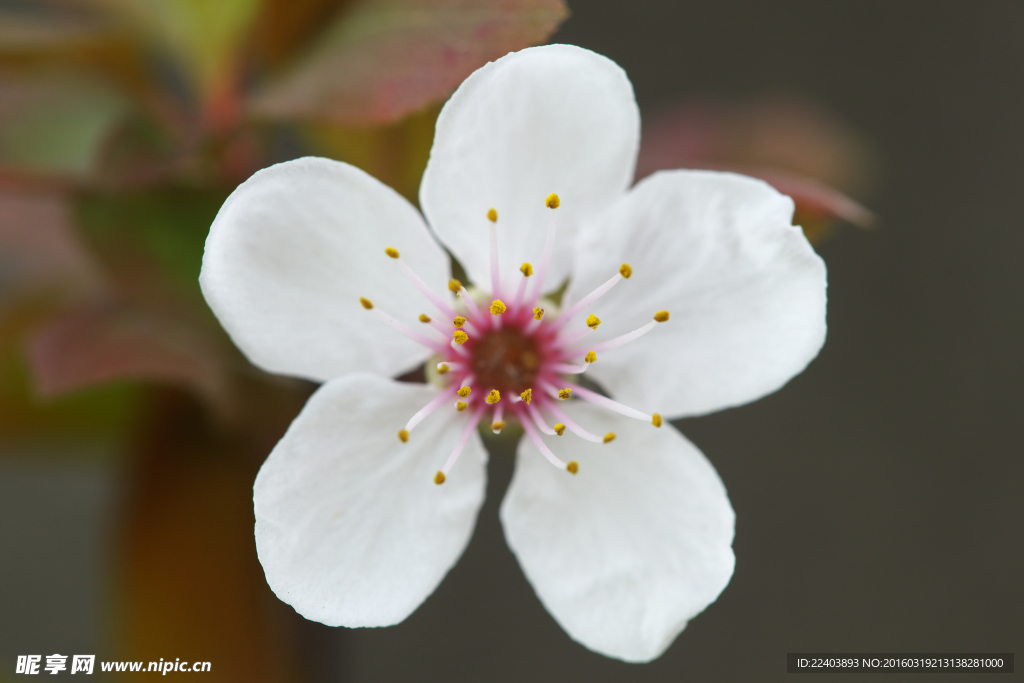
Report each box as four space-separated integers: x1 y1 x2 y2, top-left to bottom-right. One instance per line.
528 195 559 306
398 429 409 442
453 316 467 328
490 300 507 315
486 389 501 404
448 279 462 292
395 259 456 318
434 471 446 485
652 413 663 427
553 423 566 436
403 385 458 435
359 297 373 309
520 388 532 405
457 286 484 318
368 306 446 352
436 362 452 374
526 402 556 435
456 401 468 412
457 386 472 398
654 310 670 322
552 350 596 375
619 263 632 279
519 414 569 470
533 307 545 321
544 401 603 443
554 271 624 327
385 247 399 259
603 432 616 443
453 330 469 345
418 313 431 323
492 402 505 433
558 388 572 400
586 313 602 330
551 361 591 374
513 269 530 308
440 406 486 476
585 314 667 353
425 317 453 335
564 382 652 422
566 461 579 474
487 208 498 223
489 213 502 297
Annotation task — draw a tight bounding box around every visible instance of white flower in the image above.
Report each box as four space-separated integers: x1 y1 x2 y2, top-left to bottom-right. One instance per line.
199 44 826 662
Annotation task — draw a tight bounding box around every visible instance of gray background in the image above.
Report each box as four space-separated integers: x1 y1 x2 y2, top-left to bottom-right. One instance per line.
337 1 1024 681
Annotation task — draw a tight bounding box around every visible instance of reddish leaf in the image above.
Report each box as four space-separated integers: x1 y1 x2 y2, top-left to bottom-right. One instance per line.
636 96 880 235
249 0 569 126
0 190 105 304
27 303 230 414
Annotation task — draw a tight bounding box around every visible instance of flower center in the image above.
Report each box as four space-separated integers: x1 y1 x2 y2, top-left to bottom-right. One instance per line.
362 193 671 484
468 326 543 395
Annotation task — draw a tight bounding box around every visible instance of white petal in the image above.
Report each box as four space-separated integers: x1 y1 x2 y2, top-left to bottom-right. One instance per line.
254 373 486 627
201 157 450 382
501 401 734 662
564 170 827 418
420 44 639 294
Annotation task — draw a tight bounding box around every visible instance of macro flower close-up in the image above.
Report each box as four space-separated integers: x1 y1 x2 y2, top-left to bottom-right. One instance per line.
199 43 827 663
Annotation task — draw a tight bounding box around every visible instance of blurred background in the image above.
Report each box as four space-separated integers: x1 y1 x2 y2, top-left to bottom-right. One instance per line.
0 0 1021 681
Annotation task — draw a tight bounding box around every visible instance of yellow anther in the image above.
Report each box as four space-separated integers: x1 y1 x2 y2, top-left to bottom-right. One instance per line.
554 423 566 436
545 193 560 209
486 389 501 404
448 279 463 292
520 263 533 277
456 401 468 412
385 247 400 259
359 297 374 310
492 420 506 432
457 386 472 398
520 388 532 405
434 471 446 485
603 432 616 444
586 313 601 330
619 263 632 279
533 307 545 321
558 388 572 400
418 313 431 323
398 429 409 443
490 300 507 315
453 330 469 345
652 413 663 428
584 350 597 364
566 461 578 474
453 316 467 328
437 363 450 375
654 310 670 323
487 207 498 223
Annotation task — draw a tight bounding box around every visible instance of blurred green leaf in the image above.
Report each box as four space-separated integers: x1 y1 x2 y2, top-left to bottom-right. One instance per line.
77 187 227 298
0 70 128 177
250 0 569 126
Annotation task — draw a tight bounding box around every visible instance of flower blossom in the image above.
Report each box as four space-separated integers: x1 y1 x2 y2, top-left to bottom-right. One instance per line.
199 45 826 662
